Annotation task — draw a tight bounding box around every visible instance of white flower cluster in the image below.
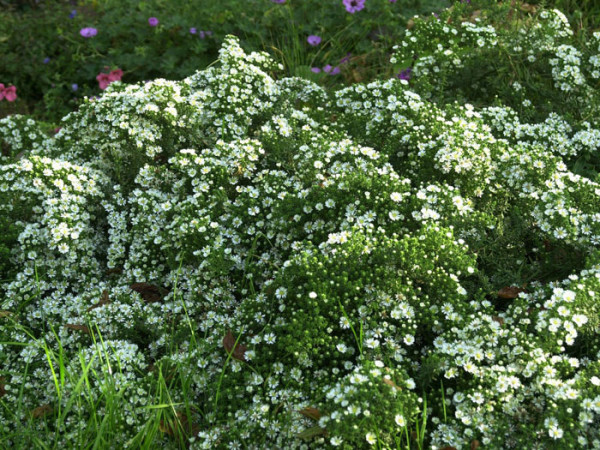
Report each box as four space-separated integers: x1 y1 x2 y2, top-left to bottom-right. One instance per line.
0 115 48 163
391 17 498 79
550 44 586 91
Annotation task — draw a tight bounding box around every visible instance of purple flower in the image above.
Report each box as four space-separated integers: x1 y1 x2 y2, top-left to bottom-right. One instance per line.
148 17 159 26
389 0 397 2
190 27 197 34
80 27 98 38
71 83 78 91
43 57 50 64
397 67 412 81
307 35 322 46
271 0 286 3
69 9 77 19
343 0 365 14
323 65 341 75
339 53 352 65
311 67 321 73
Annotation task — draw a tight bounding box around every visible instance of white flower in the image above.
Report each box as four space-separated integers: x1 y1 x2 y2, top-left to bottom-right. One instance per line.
365 432 377 445
562 290 576 302
548 427 564 439
389 210 401 221
339 316 351 329
390 192 403 202
572 314 588 326
365 338 379 349
330 436 343 446
395 414 406 427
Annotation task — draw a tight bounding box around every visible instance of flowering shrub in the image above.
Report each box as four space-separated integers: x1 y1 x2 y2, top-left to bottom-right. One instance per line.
0 28 599 449
390 1 600 178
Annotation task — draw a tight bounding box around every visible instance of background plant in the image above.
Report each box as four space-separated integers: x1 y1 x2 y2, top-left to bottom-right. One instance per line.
0 0 452 123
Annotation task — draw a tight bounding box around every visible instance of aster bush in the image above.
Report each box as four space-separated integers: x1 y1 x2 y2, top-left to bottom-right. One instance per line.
391 1 600 178
0 19 599 450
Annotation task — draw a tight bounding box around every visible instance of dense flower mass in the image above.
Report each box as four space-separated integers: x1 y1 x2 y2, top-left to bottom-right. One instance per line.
0 7 600 447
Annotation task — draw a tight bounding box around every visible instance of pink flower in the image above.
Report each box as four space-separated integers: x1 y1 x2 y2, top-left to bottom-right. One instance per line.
96 68 123 90
4 86 17 102
0 84 17 102
96 73 111 90
148 17 159 26
108 69 123 82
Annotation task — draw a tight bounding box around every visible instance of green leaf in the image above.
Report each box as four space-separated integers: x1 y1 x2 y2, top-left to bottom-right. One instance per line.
297 426 327 441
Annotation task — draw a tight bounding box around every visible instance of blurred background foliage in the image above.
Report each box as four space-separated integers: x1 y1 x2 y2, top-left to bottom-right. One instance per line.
0 0 449 122
0 0 598 123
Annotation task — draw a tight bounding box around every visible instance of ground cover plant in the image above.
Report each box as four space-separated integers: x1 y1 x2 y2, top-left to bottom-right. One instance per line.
1 1 600 449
